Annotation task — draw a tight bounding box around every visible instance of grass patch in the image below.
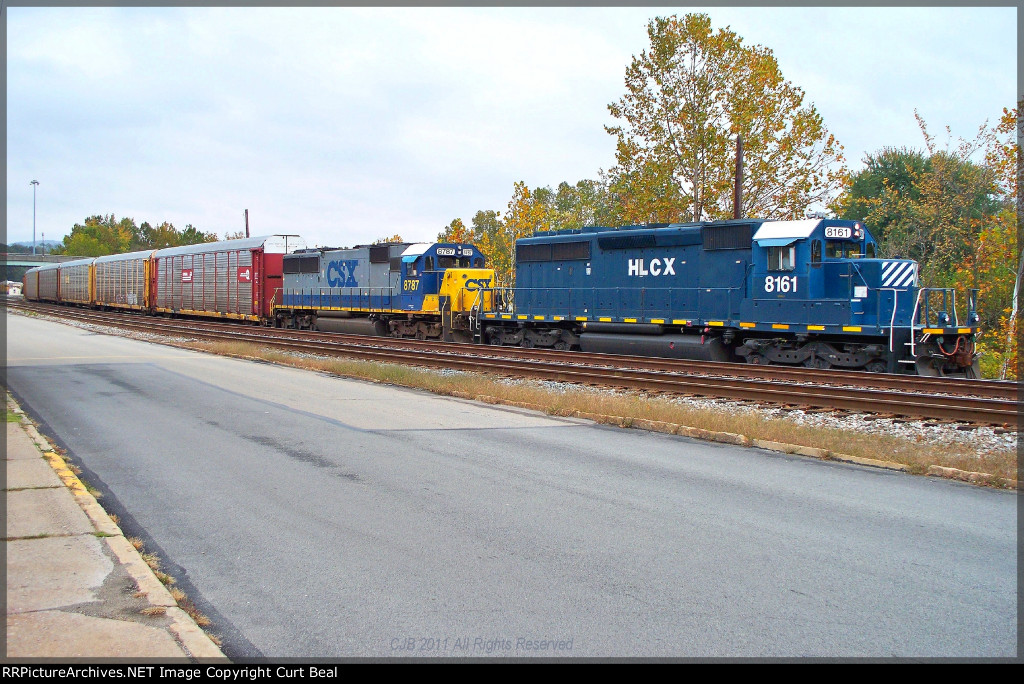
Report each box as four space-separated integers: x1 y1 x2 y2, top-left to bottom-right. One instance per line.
180 339 1017 482
7 410 22 422
131 538 213 629
170 587 211 627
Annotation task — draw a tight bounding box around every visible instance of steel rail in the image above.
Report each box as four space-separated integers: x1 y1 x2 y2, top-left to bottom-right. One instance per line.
8 299 1015 400
9 301 1017 426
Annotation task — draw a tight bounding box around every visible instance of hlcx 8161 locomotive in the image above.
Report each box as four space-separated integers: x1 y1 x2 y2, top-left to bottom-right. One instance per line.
477 218 980 377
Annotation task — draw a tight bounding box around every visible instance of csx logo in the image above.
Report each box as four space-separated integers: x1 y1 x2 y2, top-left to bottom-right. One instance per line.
463 278 492 291
628 258 676 277
326 260 359 287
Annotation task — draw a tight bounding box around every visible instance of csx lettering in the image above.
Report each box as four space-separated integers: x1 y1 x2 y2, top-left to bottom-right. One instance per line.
463 278 492 291
326 260 359 287
627 258 675 277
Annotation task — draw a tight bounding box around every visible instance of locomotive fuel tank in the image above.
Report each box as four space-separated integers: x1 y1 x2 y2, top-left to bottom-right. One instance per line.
579 332 732 361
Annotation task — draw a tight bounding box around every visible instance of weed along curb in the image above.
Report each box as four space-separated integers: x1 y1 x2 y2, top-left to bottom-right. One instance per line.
6 395 227 660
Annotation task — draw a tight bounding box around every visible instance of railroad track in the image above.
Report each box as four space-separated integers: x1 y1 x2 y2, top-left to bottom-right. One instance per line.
8 300 1019 427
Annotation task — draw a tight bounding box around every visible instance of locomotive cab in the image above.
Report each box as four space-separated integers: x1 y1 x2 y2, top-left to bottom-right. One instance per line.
398 243 493 342
741 218 978 375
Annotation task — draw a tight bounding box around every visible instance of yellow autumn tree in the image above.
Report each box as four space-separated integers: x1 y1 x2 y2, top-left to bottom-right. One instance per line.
606 14 847 223
436 218 471 244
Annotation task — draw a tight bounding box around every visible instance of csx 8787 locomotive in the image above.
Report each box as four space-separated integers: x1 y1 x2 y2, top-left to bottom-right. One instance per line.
477 218 980 377
274 241 494 342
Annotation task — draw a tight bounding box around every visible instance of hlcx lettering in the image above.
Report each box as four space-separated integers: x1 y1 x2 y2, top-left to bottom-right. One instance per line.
627 258 675 277
327 260 359 287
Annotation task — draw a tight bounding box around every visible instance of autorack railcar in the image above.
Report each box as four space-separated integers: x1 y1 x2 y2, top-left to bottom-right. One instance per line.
93 250 155 311
149 235 306 322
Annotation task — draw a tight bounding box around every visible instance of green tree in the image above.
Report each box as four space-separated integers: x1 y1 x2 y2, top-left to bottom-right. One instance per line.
52 215 219 256
606 13 846 223
179 224 218 246
834 147 928 246
834 106 1019 378
51 215 140 256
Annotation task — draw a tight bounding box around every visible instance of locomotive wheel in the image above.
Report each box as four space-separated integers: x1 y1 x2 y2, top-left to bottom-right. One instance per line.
553 341 568 351
802 357 831 369
521 338 534 349
865 360 887 373
746 354 769 365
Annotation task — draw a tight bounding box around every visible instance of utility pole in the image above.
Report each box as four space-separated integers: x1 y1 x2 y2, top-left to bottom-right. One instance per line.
733 135 743 220
30 180 39 254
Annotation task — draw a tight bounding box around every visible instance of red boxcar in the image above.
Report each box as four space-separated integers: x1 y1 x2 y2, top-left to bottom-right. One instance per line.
150 235 305 322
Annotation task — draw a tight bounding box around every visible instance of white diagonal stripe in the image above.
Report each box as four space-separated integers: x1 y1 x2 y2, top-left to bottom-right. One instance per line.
883 262 910 287
895 269 916 287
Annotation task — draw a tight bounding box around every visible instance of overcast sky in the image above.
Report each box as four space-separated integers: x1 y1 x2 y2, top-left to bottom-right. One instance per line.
5 5 1018 249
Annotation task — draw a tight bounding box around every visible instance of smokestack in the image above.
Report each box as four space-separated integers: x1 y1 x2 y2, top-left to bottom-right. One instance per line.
734 134 743 220
245 209 249 238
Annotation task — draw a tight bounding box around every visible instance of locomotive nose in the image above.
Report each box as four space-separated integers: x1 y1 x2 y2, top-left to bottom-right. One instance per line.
442 268 496 313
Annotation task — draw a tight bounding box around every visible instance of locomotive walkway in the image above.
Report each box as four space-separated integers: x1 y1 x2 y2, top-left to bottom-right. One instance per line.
4 395 226 660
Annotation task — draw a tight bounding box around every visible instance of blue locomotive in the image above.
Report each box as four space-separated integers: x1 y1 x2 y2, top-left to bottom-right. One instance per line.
478 218 980 377
273 241 494 342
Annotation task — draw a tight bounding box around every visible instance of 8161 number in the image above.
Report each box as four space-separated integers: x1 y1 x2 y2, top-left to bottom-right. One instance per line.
765 275 797 293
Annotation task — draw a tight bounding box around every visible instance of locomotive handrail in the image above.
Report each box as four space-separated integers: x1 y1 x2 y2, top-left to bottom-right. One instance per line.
849 262 871 288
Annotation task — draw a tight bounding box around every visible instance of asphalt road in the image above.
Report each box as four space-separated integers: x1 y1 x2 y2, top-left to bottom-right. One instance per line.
5 313 1018 658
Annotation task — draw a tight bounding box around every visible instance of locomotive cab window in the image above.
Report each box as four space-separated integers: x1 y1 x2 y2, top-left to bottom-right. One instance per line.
767 245 796 271
826 241 861 259
865 243 876 258
424 257 435 271
811 240 822 265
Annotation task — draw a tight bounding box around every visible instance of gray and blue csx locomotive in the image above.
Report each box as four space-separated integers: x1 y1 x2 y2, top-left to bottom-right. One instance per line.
479 218 980 377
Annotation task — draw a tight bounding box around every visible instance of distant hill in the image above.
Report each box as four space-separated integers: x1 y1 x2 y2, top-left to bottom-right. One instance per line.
3 240 62 254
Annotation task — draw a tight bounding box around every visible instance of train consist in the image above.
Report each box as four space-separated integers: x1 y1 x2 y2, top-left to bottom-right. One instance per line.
23 217 981 377
22 234 494 343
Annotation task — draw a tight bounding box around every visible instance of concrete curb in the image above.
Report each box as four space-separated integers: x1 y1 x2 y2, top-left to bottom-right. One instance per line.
6 396 229 661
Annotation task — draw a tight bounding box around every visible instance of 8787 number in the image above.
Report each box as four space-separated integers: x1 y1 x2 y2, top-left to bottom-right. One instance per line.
765 275 797 293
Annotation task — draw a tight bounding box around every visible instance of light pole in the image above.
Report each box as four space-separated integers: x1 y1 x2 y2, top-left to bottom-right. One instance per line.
30 180 39 255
